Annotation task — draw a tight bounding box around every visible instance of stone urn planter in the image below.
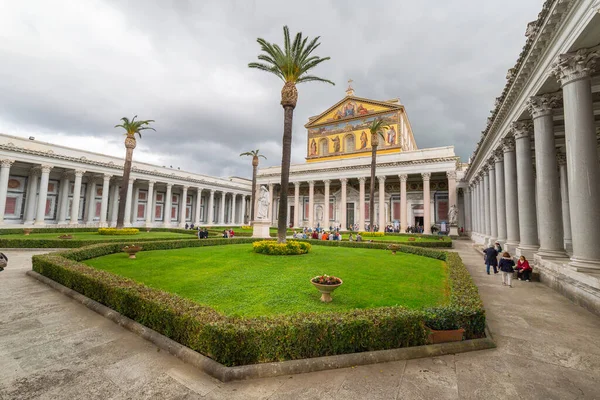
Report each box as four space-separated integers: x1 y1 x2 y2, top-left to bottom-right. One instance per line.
310 275 343 303
427 327 465 344
123 245 142 259
23 228 33 236
387 244 401 255
146 228 151 233
58 235 73 240
408 237 416 242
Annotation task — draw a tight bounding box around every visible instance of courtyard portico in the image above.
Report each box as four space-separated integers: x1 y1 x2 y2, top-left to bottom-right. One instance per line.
0 134 251 227
465 0 600 315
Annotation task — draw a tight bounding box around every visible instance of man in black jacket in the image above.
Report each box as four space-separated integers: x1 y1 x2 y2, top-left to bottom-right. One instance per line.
483 245 498 275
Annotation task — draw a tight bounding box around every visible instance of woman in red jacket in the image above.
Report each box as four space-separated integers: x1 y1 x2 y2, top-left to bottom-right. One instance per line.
516 256 532 282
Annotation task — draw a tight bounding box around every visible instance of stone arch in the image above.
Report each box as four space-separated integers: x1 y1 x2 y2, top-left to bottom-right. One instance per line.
344 133 355 152
319 138 328 156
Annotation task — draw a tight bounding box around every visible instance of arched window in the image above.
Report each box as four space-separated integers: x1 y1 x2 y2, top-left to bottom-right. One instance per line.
345 134 355 152
319 138 328 156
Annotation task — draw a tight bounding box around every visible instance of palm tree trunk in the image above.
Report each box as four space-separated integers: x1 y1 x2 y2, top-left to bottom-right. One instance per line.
278 105 294 243
116 147 134 229
369 144 377 232
250 164 257 222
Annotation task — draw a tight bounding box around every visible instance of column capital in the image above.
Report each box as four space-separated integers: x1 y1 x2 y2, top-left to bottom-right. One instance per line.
128 178 135 185
103 173 112 180
196 186 202 193
358 176 367 183
74 169 86 177
39 164 53 173
551 45 600 87
510 120 533 140
493 148 504 162
481 165 489 176
166 182 173 188
556 151 567 166
1 159 15 168
323 179 331 185
340 178 348 184
487 158 496 168
446 171 457 180
308 180 315 186
502 136 516 153
527 92 563 119
377 176 386 183
398 174 408 182
209 189 215 194
294 181 301 188
182 185 189 191
421 172 431 181
268 182 274 188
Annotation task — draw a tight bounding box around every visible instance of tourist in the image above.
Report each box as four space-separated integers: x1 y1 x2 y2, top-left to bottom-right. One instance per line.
222 229 228 238
494 241 503 254
516 256 532 282
185 223 189 230
0 252 7 272
348 233 354 241
483 245 499 275
322 231 328 241
229 229 235 238
317 231 323 240
356 233 362 242
499 252 516 287
312 230 318 240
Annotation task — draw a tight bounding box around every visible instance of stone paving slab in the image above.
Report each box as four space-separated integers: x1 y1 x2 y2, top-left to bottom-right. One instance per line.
1 243 599 399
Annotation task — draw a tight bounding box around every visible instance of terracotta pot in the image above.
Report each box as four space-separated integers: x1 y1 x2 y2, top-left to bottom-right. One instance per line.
123 246 142 259
427 327 465 344
310 279 343 303
23 228 33 236
58 235 73 240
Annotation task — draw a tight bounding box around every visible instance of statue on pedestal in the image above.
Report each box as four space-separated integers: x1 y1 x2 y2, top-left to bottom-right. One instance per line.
449 204 458 226
256 185 270 220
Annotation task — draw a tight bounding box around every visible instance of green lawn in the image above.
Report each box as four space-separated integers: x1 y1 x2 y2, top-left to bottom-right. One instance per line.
83 244 448 318
0 231 195 241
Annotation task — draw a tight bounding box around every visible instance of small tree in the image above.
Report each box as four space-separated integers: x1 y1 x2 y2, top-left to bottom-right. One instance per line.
114 116 155 229
240 149 266 223
368 118 389 232
249 26 333 243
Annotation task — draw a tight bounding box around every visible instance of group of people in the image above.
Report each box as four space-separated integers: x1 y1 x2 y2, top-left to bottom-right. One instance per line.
483 241 532 287
293 230 343 241
405 225 424 234
197 228 210 239
221 229 235 238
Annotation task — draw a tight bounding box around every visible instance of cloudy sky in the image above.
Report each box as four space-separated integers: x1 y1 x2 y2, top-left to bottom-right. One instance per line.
0 0 544 179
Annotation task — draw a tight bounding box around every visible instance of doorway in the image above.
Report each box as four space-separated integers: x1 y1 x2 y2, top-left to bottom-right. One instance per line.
414 216 424 228
346 202 355 230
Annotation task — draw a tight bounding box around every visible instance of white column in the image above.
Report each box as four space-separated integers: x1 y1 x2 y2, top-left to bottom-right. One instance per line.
57 173 70 225
377 176 385 232
528 94 566 258
447 171 457 235
218 192 226 225
471 182 477 234
231 193 237 226
85 178 97 224
123 178 134 227
69 170 85 225
557 153 572 253
34 165 52 225
494 151 506 243
502 137 520 248
179 186 188 227
512 121 539 255
294 182 300 228
109 181 120 227
208 189 215 225
340 178 348 230
422 173 431 234
240 194 246 225
268 183 274 225
308 181 315 228
323 180 330 228
0 159 14 223
99 174 111 226
24 168 40 224
478 177 485 235
552 48 600 271
487 162 497 241
359 177 367 231
145 181 155 226
464 186 471 232
132 186 140 225
164 183 172 226
194 187 202 225
482 168 491 239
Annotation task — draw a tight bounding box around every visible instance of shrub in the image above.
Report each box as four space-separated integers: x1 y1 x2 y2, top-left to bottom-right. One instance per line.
358 231 385 237
98 228 139 235
252 240 311 255
241 225 252 230
32 237 484 366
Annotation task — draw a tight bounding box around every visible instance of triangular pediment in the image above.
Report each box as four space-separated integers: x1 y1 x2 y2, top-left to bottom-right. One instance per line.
305 96 402 128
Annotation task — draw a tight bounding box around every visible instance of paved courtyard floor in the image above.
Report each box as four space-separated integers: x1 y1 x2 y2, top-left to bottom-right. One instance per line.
1 241 599 399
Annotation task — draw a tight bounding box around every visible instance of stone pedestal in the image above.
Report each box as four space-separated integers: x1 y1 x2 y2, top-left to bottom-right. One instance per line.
252 220 271 238
449 225 459 237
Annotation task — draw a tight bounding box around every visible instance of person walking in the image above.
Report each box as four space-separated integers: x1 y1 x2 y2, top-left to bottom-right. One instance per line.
0 252 7 272
483 245 499 275
499 252 516 287
516 256 532 282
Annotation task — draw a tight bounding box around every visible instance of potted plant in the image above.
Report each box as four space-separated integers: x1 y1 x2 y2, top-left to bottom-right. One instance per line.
425 310 465 344
123 245 142 259
58 234 73 239
310 274 343 303
387 244 401 255
146 227 151 233
23 228 33 236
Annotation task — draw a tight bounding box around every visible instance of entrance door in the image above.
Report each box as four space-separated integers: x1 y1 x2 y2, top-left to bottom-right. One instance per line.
290 205 295 227
414 216 424 228
346 202 354 230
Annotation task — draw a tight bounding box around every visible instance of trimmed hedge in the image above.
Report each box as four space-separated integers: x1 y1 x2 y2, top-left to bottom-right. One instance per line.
252 240 311 255
98 228 139 235
32 238 485 366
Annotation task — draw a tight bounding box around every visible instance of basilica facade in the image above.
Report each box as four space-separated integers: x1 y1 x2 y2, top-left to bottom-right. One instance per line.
256 86 465 233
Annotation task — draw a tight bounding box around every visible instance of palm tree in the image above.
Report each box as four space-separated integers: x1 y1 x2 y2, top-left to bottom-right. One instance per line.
240 149 267 223
114 116 155 229
249 26 333 243
367 118 389 232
